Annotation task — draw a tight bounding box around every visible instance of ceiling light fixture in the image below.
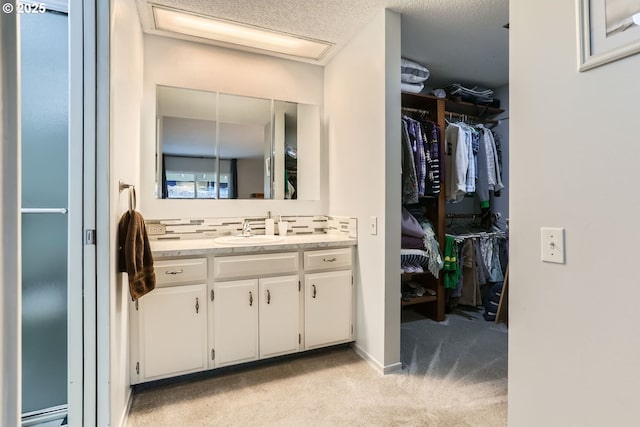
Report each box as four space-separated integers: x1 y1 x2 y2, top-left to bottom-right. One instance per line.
633 12 640 26
152 5 333 60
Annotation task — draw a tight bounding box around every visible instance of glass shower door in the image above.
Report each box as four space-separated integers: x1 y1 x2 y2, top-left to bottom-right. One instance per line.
20 8 69 423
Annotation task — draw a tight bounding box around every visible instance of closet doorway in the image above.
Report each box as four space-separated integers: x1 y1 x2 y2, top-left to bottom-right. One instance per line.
399 90 509 426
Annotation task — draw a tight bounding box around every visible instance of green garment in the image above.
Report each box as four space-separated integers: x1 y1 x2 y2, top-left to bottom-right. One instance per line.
443 235 461 289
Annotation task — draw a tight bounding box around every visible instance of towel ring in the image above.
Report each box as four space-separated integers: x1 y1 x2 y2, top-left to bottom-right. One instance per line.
129 186 136 213
119 180 136 213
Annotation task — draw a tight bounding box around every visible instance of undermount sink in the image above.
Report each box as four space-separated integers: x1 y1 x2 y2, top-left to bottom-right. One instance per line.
214 235 285 245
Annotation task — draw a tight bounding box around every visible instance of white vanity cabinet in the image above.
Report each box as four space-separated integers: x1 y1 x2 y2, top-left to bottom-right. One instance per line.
303 248 353 350
210 252 300 368
211 279 259 367
258 275 300 358
132 243 355 384
130 258 208 384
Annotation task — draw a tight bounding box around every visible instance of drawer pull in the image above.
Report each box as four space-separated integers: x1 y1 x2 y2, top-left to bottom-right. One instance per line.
164 269 184 275
195 297 200 313
267 289 271 304
249 291 253 307
312 284 317 299
322 257 337 263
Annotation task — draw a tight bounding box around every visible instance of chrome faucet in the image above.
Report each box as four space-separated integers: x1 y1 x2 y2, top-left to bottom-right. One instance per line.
242 219 253 237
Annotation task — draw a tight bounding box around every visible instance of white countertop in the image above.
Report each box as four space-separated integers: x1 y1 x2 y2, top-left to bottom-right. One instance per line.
150 233 357 257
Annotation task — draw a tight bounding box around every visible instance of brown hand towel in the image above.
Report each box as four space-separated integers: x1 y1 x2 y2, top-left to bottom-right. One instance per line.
118 211 156 301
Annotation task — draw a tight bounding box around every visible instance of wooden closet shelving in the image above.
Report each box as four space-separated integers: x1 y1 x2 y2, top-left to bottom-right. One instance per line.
400 92 504 321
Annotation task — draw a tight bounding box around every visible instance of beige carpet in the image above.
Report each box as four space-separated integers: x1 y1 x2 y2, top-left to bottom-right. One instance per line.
127 310 507 427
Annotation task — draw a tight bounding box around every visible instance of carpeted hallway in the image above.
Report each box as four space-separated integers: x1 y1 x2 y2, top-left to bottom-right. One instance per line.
126 308 507 426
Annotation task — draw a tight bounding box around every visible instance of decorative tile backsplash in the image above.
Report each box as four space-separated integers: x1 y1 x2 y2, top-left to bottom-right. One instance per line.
146 215 357 240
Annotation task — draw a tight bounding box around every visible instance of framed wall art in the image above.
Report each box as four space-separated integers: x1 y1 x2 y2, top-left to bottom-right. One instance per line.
578 0 640 71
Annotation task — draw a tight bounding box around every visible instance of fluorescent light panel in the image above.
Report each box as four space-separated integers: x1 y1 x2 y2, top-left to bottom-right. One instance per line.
153 6 332 60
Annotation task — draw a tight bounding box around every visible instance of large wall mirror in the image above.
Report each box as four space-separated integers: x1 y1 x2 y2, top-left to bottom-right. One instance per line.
155 85 320 200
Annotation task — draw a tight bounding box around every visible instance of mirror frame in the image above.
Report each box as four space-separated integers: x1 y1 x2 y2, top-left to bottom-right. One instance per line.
155 86 314 201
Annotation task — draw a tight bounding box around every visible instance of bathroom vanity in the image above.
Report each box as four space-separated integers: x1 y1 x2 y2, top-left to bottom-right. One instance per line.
129 234 356 384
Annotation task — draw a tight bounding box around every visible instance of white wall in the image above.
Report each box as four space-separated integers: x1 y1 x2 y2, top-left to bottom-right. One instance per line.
140 35 326 219
509 2 640 426
110 0 144 425
326 9 402 373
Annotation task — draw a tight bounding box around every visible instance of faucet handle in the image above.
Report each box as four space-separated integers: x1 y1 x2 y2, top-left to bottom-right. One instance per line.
242 218 253 236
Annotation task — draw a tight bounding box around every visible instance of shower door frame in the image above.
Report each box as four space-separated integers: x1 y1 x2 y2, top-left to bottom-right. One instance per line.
69 0 98 425
1 1 97 425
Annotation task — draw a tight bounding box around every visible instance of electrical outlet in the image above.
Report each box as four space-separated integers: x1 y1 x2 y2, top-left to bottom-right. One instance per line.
541 227 565 264
147 223 166 235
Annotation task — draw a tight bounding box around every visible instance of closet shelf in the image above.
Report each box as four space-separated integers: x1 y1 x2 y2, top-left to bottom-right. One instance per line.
401 295 438 307
402 92 504 120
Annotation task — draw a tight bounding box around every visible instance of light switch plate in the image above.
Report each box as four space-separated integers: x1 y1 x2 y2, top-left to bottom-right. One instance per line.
369 216 377 235
541 227 565 264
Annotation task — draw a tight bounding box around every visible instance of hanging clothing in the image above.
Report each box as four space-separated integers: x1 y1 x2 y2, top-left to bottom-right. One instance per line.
401 114 442 203
401 119 419 204
445 230 508 309
479 125 503 194
444 123 469 202
445 121 503 209
423 121 441 196
443 235 461 289
492 131 504 197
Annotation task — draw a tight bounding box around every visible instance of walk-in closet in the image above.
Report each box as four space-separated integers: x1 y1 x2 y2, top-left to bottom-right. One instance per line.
398 46 509 420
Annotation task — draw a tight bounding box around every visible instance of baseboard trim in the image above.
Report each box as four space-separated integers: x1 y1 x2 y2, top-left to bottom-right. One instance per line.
352 343 402 374
117 387 134 427
22 404 68 426
383 361 403 374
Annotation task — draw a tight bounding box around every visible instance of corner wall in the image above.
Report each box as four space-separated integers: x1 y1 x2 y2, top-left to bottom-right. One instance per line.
510 2 640 425
325 9 402 372
109 0 144 425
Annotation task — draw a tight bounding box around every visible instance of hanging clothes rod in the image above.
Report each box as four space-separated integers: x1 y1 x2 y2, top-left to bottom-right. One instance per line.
446 111 499 125
446 213 481 219
401 107 430 114
20 208 68 214
446 231 506 243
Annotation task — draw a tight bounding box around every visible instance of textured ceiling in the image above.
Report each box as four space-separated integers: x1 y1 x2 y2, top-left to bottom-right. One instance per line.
135 0 508 89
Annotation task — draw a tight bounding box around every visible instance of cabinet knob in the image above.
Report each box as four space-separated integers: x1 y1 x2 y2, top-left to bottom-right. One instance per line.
267 289 271 304
165 269 183 275
322 257 337 263
195 297 200 313
312 284 317 299
249 291 253 306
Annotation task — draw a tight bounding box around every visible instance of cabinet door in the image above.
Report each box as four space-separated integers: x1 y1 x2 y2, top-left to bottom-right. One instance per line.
259 275 300 358
304 270 352 350
213 279 259 367
138 284 207 381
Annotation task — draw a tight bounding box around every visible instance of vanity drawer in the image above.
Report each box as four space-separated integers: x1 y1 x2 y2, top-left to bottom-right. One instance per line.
155 258 207 286
214 252 299 279
304 248 352 271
